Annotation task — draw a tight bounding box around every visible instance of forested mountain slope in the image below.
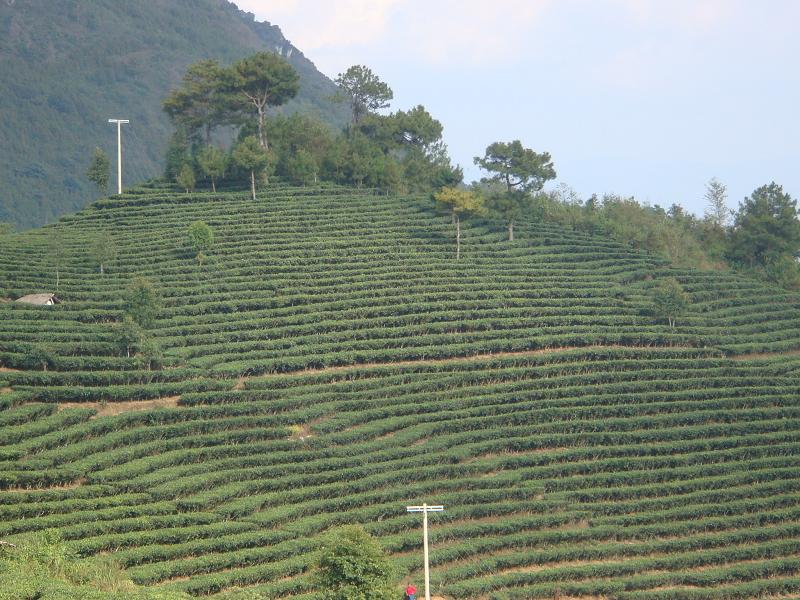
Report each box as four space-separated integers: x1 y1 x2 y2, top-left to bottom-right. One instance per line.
0 186 799 599
0 1 346 229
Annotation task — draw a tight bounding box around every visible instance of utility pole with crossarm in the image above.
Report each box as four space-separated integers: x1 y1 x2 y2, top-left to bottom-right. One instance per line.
108 118 129 194
406 503 444 600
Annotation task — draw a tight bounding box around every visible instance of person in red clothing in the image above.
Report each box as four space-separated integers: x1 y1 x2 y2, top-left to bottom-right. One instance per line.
405 583 417 600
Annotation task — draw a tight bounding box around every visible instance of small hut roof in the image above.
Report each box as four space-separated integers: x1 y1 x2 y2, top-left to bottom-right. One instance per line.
15 293 61 305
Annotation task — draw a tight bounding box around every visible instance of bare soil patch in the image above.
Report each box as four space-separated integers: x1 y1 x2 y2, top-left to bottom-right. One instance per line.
731 349 800 360
57 396 181 417
5 477 87 493
648 584 702 591
288 422 314 441
500 555 659 576
287 416 329 441
460 448 568 464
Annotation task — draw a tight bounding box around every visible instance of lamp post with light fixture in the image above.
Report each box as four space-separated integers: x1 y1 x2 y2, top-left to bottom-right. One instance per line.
108 118 129 194
406 503 444 600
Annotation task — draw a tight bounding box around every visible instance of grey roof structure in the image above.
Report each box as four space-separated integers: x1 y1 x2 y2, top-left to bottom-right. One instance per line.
15 293 61 305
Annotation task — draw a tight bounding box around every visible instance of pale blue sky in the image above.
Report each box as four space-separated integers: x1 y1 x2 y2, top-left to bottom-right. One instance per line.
236 1 799 215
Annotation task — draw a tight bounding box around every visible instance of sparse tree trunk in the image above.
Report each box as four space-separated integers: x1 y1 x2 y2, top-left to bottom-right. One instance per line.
99 263 104 275
250 170 256 201
508 220 514 241
56 268 60 291
257 106 268 150
211 178 216 193
243 90 270 149
456 213 461 260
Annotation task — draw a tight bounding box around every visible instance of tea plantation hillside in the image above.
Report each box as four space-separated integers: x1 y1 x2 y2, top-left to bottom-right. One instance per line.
1 185 800 599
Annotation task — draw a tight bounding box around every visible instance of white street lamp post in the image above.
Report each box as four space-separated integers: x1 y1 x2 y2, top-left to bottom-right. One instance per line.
108 119 129 194
406 503 444 600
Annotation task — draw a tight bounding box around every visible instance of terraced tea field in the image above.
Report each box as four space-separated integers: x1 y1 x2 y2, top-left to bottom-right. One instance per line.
1 185 799 598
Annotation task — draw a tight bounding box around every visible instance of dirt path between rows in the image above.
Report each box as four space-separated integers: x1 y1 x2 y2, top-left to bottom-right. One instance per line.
223 342 800 392
9 344 799 417
242 344 695 384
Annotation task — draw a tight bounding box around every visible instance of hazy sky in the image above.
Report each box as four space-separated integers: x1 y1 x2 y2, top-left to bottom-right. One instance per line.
234 0 799 215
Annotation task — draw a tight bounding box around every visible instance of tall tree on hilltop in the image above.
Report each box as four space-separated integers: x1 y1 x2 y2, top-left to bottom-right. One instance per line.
176 164 196 194
486 188 538 242
475 141 556 240
356 104 462 191
163 59 229 145
125 277 161 329
334 65 393 124
26 345 55 372
435 187 486 260
187 220 214 265
727 182 800 268
117 317 143 359
232 136 276 200
228 52 299 150
652 277 689 328
90 231 117 275
267 113 335 182
475 141 556 194
86 147 110 195
196 145 226 193
286 149 318 185
703 177 729 228
164 130 191 182
48 227 66 292
388 105 443 150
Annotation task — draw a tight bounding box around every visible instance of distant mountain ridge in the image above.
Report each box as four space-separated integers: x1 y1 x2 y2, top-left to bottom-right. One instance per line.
0 0 347 229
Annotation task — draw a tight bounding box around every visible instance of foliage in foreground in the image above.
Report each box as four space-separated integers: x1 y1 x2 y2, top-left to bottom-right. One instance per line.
0 531 191 600
314 526 395 600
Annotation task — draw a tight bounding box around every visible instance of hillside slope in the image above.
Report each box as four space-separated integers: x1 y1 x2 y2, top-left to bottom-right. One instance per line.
0 0 347 229
0 186 799 599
